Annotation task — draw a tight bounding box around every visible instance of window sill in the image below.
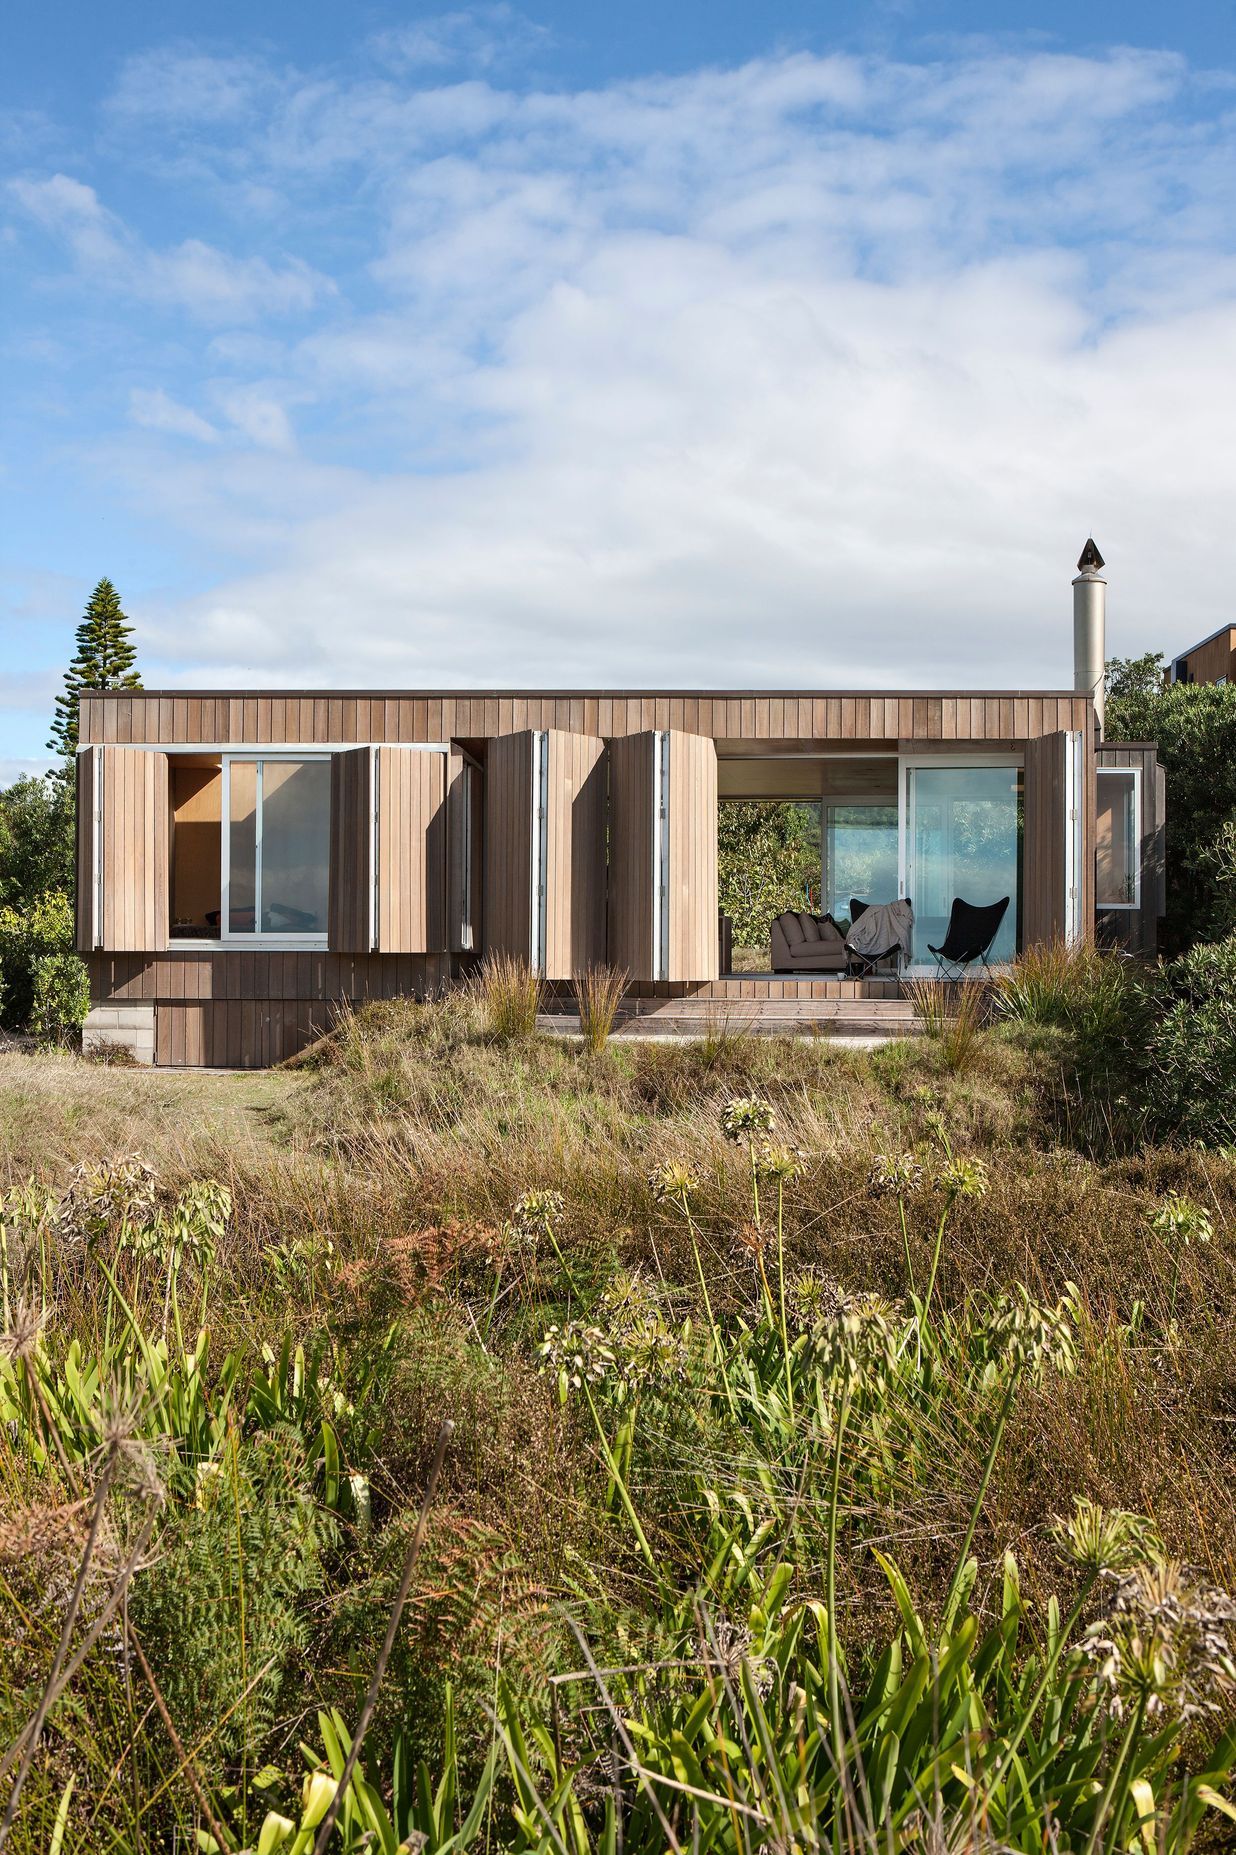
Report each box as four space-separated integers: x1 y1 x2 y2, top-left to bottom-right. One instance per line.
166 938 330 952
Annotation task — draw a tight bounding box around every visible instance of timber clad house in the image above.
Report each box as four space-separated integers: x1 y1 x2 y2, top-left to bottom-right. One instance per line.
76 545 1166 1065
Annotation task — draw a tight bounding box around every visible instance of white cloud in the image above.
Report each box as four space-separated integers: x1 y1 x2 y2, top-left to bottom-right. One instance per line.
130 386 219 442
26 43 1236 693
8 173 330 321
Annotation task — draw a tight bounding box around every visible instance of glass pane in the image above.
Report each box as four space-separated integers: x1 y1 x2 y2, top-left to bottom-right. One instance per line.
1096 771 1138 906
909 765 1020 965
826 806 899 921
228 760 258 934
259 759 330 933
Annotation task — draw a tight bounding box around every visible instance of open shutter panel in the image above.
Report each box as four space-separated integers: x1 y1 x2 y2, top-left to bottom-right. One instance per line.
483 732 536 964
665 731 719 981
330 746 449 954
76 747 99 952
328 747 373 952
543 731 607 979
375 746 447 952
609 730 718 982
446 748 484 955
608 732 659 980
1024 729 1093 948
97 746 169 953
482 730 607 975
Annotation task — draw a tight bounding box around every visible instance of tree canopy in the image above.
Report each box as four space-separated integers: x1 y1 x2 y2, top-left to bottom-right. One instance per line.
1106 656 1236 951
48 576 142 763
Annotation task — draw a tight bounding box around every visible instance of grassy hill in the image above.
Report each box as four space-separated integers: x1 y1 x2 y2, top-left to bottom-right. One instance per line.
1 995 1233 1851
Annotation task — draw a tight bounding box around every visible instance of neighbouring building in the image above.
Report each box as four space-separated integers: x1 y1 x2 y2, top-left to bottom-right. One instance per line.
77 541 1165 1065
1170 625 1236 687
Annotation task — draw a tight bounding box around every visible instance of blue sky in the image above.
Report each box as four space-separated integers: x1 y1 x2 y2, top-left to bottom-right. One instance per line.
4 1 1236 778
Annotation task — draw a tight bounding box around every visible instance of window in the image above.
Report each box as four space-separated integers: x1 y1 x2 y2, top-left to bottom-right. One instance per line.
1096 768 1140 909
223 756 330 937
904 763 1021 966
824 804 899 921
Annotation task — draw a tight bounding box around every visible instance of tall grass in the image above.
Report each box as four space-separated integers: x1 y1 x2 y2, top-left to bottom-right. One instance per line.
473 953 543 1040
574 964 627 1053
905 976 989 1070
993 937 1130 1034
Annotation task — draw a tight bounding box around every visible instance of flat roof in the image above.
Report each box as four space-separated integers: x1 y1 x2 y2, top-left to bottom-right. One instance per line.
88 685 1084 701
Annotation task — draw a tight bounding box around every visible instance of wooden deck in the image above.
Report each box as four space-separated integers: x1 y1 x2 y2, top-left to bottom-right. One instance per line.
543 975 919 1037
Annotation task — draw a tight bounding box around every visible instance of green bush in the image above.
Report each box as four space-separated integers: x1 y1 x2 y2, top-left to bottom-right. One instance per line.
0 888 75 1029
29 950 91 1048
1141 932 1236 1145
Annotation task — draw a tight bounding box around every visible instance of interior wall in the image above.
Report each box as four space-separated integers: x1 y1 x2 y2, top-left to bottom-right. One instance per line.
171 762 221 933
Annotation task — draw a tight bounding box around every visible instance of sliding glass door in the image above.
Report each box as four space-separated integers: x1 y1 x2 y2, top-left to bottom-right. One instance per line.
902 762 1021 968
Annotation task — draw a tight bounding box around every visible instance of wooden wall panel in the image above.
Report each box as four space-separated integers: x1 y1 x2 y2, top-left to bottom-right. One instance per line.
483 731 535 963
1023 733 1065 947
98 747 168 953
666 730 719 982
82 688 1098 748
544 731 607 980
376 746 447 953
608 733 656 980
328 747 372 952
76 748 97 952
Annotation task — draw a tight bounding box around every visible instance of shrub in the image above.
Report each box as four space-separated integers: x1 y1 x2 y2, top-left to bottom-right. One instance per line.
0 889 75 1029
29 951 91 1048
994 938 1130 1040
575 963 627 1053
474 953 542 1039
1141 933 1236 1146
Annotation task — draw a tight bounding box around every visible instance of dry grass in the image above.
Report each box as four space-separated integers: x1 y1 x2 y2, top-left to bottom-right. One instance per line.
574 963 628 1053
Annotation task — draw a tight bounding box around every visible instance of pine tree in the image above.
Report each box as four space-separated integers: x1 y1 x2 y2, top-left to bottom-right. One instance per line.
48 578 143 762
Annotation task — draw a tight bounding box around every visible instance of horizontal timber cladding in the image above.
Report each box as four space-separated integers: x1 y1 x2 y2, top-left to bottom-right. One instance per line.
80 688 1095 747
90 951 459 1003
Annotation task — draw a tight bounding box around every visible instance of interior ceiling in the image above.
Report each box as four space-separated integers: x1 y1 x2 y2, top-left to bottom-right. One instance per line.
717 756 898 802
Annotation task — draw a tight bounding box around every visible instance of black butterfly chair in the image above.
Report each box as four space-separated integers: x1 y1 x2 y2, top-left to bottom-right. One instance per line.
928 895 1010 980
845 897 911 978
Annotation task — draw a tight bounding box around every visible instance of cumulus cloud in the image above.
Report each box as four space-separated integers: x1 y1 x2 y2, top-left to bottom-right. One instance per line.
8 173 330 320
130 386 219 441
16 40 1236 700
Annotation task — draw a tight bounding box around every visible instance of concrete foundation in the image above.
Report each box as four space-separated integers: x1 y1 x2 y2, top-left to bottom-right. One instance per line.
83 1002 156 1066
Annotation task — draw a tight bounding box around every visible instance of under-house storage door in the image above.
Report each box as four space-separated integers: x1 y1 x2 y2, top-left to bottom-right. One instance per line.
483 729 606 976
608 730 718 982
79 745 170 953
1023 730 1091 948
328 745 448 953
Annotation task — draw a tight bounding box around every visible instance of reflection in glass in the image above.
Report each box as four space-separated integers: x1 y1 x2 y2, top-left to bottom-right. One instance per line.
1096 770 1138 907
228 759 257 934
226 758 329 936
908 765 1020 965
825 806 899 920
260 760 330 932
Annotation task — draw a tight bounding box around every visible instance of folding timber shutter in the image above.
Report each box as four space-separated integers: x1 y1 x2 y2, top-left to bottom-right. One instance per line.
608 730 718 982
329 746 447 953
329 747 373 952
1023 729 1092 949
483 730 606 976
76 747 98 953
93 746 170 953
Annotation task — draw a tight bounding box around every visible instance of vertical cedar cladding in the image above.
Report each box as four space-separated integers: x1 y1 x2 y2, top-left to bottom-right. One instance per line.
608 730 719 982
1023 729 1095 947
328 746 447 953
76 746 170 953
482 729 607 978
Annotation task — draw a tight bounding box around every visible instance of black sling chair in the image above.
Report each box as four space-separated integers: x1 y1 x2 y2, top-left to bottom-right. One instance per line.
927 895 1010 980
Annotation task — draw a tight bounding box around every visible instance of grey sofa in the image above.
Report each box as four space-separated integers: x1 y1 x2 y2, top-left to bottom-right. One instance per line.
770 910 848 973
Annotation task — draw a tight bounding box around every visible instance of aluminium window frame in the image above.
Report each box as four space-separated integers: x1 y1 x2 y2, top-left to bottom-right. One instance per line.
220 751 332 947
1095 764 1142 912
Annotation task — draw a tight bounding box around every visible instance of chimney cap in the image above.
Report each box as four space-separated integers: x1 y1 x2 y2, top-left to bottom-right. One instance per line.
1076 536 1105 572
